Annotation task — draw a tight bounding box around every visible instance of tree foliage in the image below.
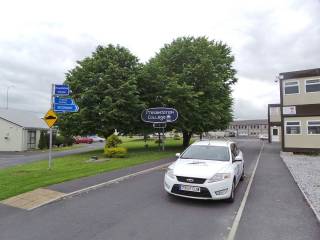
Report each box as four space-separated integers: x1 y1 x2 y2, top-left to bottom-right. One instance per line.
58 37 237 147
138 37 237 146
58 44 145 138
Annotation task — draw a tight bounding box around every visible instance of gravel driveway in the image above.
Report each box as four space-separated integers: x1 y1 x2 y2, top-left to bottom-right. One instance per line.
281 152 320 221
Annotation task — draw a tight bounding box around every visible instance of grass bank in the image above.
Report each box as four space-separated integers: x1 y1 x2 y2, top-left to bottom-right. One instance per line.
0 138 184 201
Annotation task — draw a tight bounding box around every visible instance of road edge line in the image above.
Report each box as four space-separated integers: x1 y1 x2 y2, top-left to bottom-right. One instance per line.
28 162 171 211
280 154 320 223
226 141 265 240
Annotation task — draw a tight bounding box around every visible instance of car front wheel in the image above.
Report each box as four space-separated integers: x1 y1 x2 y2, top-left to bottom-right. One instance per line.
226 181 235 203
240 166 245 181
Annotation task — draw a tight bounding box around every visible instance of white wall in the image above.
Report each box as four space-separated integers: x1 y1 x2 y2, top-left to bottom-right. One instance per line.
0 118 24 151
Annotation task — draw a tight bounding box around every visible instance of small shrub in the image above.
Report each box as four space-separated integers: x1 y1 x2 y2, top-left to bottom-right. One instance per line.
64 136 74 146
173 134 180 140
106 134 122 148
104 147 128 158
55 135 65 147
155 139 163 144
38 131 48 149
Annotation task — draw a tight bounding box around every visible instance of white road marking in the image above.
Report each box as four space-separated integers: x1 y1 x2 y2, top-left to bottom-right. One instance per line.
226 142 265 240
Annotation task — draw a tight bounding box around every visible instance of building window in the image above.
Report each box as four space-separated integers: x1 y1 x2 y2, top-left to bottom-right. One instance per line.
284 81 299 94
27 130 36 149
307 121 320 134
305 79 320 93
285 121 301 134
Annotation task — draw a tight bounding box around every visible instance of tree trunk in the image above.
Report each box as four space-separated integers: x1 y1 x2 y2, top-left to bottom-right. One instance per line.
182 131 192 148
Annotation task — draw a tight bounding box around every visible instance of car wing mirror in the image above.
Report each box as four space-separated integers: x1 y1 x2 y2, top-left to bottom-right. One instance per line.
234 155 242 162
176 153 181 158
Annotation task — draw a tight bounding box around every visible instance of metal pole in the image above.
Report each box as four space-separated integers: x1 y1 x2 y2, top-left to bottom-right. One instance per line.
162 127 165 151
48 84 54 169
158 130 161 151
49 128 52 169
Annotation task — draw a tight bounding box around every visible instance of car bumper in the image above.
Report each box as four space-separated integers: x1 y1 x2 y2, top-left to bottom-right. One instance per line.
164 174 233 200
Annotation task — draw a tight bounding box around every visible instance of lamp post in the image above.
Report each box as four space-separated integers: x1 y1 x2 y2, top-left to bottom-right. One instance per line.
6 85 14 109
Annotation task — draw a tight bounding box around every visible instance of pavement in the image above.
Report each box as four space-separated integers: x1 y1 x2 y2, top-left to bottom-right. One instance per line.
1 188 65 210
0 142 104 169
235 143 320 240
0 139 319 240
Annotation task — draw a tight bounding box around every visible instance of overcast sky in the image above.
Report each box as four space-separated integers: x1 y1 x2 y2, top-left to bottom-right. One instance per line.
1 0 319 119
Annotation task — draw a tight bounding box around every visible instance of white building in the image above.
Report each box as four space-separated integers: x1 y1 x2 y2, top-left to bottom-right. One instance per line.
0 109 49 151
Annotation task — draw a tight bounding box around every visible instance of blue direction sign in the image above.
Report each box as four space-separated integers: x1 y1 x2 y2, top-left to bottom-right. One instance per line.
54 104 79 113
141 107 178 123
54 84 70 96
54 97 74 105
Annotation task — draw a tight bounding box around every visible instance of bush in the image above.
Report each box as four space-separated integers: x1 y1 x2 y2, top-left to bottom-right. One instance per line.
104 147 128 158
38 131 48 149
106 134 122 148
173 134 180 140
155 139 163 144
55 135 65 147
64 136 74 146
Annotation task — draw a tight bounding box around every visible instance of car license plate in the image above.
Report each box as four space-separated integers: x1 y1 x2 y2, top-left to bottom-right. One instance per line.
180 185 201 192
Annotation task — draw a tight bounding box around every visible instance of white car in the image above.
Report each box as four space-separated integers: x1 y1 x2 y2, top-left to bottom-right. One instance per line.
88 135 105 143
259 134 268 140
164 140 244 202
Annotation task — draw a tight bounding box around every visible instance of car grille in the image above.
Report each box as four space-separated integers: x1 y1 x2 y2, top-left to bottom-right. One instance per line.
171 184 212 198
176 176 206 184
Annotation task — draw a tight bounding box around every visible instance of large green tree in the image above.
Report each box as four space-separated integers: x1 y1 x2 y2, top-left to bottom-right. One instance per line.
138 37 237 147
58 44 144 138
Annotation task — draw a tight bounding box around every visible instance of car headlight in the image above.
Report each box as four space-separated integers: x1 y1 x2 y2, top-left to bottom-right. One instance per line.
207 173 231 183
166 169 175 179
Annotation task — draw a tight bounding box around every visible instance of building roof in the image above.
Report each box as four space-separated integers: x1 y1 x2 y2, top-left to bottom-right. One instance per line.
279 68 320 80
0 108 49 129
230 119 268 125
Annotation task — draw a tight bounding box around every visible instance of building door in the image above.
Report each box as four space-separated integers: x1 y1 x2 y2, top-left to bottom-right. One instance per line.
271 127 280 142
27 130 36 149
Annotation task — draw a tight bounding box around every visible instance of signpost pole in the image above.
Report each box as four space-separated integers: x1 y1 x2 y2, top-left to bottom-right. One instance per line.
48 84 54 170
158 130 161 151
162 126 165 151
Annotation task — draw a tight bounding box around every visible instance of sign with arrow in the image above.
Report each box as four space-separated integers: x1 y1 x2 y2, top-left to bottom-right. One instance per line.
54 104 79 113
54 96 74 105
44 109 58 128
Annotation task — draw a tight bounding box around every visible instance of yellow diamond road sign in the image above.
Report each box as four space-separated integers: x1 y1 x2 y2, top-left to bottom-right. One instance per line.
44 109 58 128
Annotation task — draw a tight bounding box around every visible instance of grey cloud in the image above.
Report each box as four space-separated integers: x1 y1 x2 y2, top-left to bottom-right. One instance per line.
235 0 320 82
0 29 97 112
233 98 267 120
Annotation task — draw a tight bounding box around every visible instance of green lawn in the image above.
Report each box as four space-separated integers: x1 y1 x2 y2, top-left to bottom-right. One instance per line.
0 138 184 201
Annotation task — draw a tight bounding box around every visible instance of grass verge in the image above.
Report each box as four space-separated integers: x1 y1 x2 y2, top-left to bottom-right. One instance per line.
0 138 184 201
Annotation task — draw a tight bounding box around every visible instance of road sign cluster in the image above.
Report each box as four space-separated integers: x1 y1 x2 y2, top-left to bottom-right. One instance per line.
53 85 79 113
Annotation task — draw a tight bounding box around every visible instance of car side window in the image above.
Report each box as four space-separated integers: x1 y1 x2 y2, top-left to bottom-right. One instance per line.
234 144 240 156
231 144 237 159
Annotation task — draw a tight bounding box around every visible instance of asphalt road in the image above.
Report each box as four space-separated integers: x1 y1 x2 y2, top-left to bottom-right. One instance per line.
0 142 104 169
0 139 261 240
0 139 319 240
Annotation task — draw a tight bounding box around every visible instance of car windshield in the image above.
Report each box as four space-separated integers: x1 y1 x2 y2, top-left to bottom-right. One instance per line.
180 145 230 161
